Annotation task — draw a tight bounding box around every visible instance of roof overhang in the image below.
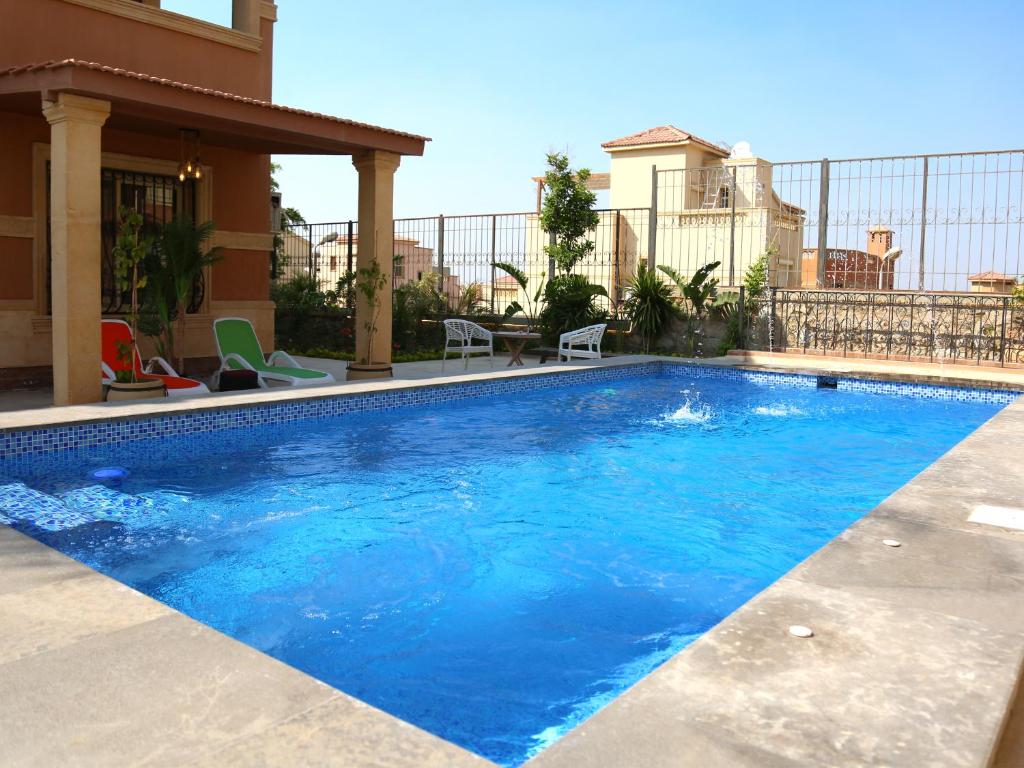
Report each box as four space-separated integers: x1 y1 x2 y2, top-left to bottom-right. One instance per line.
0 60 429 156
603 140 729 157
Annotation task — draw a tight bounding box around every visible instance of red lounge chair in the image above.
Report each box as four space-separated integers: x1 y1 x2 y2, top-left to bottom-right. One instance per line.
101 319 209 397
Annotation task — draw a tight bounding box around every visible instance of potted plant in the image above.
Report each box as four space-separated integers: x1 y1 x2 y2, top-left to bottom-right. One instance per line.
106 206 166 401
346 257 393 380
154 215 222 375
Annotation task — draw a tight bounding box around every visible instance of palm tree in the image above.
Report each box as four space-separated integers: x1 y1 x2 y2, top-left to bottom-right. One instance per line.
156 216 222 373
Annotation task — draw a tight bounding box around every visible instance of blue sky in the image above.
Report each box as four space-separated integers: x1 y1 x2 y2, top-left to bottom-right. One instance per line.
165 1 1023 224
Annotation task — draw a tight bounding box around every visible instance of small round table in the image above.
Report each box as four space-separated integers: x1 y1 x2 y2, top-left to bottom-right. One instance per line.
493 331 541 367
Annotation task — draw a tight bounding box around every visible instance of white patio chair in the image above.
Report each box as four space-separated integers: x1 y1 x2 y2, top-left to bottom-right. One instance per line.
442 319 494 370
559 323 607 361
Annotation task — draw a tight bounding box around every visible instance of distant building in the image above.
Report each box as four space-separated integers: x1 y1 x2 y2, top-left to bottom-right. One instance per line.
310 235 460 296
967 271 1017 294
801 227 901 290
510 125 806 315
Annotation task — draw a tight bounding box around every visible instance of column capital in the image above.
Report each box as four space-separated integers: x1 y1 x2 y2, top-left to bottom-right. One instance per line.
352 150 401 174
42 93 111 127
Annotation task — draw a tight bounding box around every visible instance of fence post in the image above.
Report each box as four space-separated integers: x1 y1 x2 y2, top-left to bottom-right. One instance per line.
816 158 830 287
306 223 314 275
918 156 929 291
768 287 777 351
728 166 737 286
613 210 621 314
737 284 745 350
437 214 445 298
648 165 658 270
490 214 497 316
345 219 354 308
999 296 1008 366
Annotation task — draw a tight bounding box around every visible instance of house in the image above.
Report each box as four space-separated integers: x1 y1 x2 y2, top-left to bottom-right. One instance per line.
801 227 901 290
506 125 805 314
0 0 427 404
968 271 1017 295
306 235 461 296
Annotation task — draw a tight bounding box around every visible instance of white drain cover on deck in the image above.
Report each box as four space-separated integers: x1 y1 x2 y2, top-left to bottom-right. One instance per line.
968 505 1024 532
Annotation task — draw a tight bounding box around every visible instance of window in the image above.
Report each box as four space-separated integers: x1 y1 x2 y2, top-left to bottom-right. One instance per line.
46 166 197 314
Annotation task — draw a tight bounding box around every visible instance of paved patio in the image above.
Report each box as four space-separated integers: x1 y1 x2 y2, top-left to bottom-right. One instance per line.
0 352 577 415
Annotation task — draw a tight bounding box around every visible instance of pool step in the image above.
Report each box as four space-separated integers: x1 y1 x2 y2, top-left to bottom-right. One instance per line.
0 482 153 531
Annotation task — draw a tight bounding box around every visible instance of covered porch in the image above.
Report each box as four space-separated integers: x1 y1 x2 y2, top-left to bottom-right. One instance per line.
0 58 428 405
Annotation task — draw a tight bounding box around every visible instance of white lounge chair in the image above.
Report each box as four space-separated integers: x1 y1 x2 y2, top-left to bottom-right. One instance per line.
442 319 493 370
559 323 607 361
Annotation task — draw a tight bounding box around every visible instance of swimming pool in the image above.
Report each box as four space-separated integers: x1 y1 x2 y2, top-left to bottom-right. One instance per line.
0 365 1012 766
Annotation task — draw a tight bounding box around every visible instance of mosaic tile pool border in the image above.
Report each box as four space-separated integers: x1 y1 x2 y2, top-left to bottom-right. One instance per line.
0 362 1018 460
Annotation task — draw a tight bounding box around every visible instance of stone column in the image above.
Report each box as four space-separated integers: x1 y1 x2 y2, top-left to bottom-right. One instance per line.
42 93 110 406
352 150 401 366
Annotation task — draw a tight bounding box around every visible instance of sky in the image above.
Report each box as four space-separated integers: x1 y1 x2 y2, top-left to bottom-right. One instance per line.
164 0 1024 225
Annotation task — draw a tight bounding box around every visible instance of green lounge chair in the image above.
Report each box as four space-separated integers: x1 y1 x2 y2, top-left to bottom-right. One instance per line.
213 317 334 388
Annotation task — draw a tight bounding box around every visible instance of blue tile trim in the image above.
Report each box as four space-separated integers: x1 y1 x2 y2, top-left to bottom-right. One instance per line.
0 362 1017 460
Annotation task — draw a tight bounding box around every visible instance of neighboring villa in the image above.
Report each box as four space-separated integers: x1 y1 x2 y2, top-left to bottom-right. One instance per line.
0 0 427 404
801 226 901 290
499 125 807 313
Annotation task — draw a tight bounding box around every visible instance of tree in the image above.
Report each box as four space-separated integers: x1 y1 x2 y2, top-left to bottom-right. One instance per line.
270 162 306 278
540 153 600 274
111 206 152 382
156 216 222 373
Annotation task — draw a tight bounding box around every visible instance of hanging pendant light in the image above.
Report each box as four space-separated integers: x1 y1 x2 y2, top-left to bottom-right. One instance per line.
177 129 203 182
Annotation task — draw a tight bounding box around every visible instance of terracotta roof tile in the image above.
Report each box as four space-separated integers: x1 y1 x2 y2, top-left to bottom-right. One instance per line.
968 270 1016 281
0 59 430 142
601 124 726 154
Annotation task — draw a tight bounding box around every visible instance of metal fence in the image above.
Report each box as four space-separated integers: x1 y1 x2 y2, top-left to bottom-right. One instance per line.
273 147 1024 361
764 288 1024 366
653 150 1024 293
277 209 650 316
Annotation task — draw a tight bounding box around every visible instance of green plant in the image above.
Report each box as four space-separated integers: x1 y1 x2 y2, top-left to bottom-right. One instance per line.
540 153 600 274
270 161 306 279
659 261 722 319
622 263 677 354
111 205 152 383
450 282 486 316
659 261 723 357
354 258 389 364
271 272 348 310
393 272 445 352
744 248 772 313
155 216 222 373
493 261 545 330
538 273 608 344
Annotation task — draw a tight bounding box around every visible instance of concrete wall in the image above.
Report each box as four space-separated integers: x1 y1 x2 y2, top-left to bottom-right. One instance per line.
0 0 273 100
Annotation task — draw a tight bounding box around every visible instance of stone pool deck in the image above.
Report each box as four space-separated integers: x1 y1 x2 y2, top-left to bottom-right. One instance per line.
1 354 1023 766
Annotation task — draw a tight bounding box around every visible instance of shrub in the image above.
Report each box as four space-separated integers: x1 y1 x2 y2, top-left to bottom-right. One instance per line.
622 263 677 353
539 274 608 344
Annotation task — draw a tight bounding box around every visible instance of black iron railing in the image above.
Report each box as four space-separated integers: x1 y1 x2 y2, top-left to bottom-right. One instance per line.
767 289 1024 365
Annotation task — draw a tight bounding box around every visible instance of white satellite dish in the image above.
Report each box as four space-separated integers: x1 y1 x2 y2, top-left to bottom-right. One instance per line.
730 141 753 159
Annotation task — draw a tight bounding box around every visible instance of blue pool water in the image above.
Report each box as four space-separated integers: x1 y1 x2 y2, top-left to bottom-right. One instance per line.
0 370 1007 765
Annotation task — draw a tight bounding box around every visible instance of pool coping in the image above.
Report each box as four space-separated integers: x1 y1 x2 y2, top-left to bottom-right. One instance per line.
1 357 1023 766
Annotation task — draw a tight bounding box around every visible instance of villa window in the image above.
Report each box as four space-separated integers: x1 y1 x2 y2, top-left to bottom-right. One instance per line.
718 184 730 209
46 166 198 315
